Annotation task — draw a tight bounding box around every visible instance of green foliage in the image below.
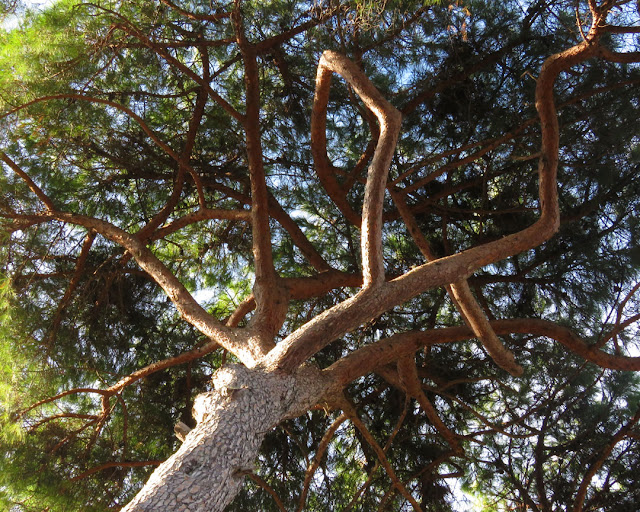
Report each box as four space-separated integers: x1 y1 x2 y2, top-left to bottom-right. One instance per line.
1 0 640 510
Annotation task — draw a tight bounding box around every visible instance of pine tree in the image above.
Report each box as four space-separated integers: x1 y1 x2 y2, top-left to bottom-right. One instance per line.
2 1 640 510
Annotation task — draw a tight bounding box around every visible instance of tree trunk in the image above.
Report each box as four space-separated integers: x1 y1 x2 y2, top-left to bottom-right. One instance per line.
122 364 328 512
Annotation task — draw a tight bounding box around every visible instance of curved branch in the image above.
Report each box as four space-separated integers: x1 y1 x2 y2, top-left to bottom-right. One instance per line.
13 211 253 363
233 3 284 349
572 407 640 512
313 51 401 288
149 208 251 241
397 356 462 453
17 388 110 419
297 413 348 512
27 413 99 432
324 318 640 387
245 472 287 512
341 399 422 512
266 28 610 374
0 152 56 211
449 280 523 376
342 397 410 512
391 189 522 376
596 46 640 63
157 0 231 22
2 94 180 161
106 340 220 395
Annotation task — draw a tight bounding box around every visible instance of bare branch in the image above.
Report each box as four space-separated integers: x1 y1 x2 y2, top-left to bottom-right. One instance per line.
297 413 348 512
341 399 422 512
324 319 640 387
0 152 56 211
46 230 96 349
13 211 253 363
266 27 609 374
391 189 522 376
245 472 288 512
397 356 463 453
157 0 231 22
2 94 180 160
233 1 286 350
312 51 401 288
572 407 640 512
149 208 251 241
27 413 99 432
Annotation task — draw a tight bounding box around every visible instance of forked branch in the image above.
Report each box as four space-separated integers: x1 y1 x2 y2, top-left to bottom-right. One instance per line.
268 18 614 374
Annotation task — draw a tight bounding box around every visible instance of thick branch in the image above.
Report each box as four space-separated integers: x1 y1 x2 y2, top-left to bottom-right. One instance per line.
313 51 401 288
234 2 285 349
16 211 252 363
391 189 522 376
266 32 607 374
324 319 640 387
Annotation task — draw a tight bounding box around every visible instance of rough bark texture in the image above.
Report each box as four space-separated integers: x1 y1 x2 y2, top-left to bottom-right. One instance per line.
122 364 328 512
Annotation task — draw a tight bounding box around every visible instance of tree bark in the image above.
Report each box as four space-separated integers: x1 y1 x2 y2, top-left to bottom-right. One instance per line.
122 364 328 512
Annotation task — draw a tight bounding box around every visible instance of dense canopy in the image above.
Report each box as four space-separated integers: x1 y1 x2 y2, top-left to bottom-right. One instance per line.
2 0 640 510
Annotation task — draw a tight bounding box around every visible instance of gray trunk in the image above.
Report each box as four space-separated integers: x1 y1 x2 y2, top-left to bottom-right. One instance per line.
122 364 327 512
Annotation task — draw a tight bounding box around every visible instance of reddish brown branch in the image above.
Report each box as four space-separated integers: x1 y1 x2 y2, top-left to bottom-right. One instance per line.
106 340 219 395
310 58 363 227
157 0 231 22
28 413 99 432
267 192 332 272
341 400 422 512
342 397 410 512
201 178 333 273
18 388 110 419
47 231 96 349
572 407 640 512
266 26 610 374
0 152 56 211
313 51 401 288
391 189 522 376
245 472 287 512
149 208 251 241
324 318 640 387
397 356 462 453
228 270 363 326
233 1 286 351
297 413 348 512
13 210 252 363
137 76 210 241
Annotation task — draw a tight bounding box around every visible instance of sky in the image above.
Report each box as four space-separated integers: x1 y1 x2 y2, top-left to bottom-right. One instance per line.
2 0 58 30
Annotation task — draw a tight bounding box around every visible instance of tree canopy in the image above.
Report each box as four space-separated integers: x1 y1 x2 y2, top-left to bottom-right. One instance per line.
2 0 640 510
